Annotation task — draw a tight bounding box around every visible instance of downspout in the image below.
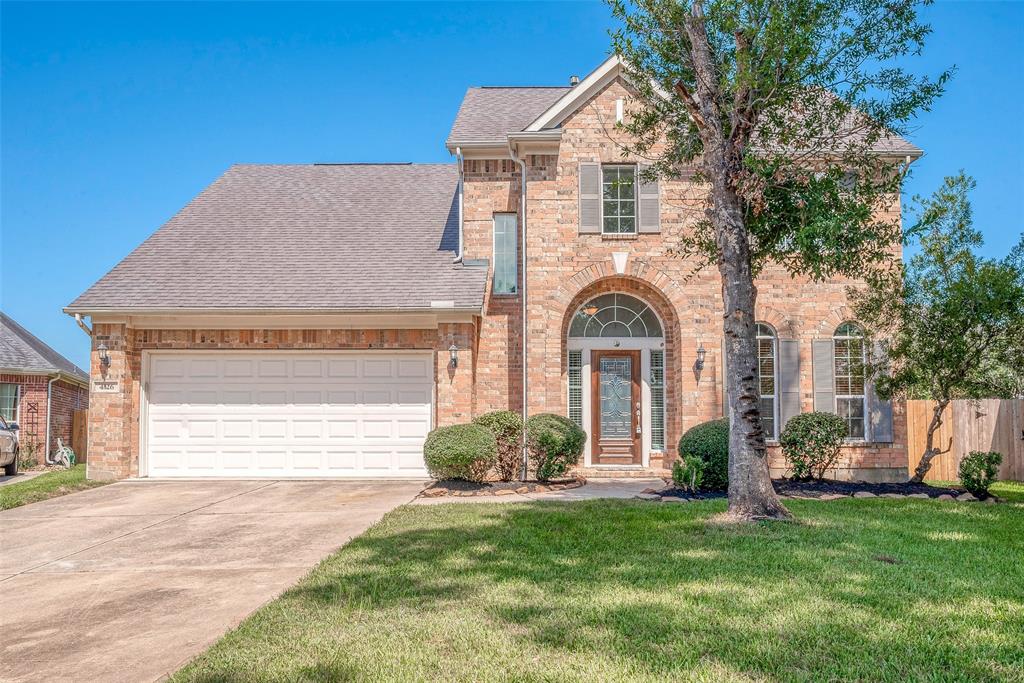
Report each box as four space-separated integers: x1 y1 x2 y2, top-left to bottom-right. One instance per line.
44 375 58 464
508 139 529 479
453 146 464 263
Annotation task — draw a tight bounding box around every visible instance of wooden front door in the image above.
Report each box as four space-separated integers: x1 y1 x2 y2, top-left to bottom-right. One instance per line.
591 350 641 465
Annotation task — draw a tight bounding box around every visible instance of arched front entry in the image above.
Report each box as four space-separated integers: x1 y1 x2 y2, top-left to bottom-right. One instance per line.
566 291 667 468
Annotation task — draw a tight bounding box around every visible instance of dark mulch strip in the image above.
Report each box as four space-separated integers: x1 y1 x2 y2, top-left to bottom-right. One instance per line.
774 478 962 498
657 478 965 500
422 477 584 497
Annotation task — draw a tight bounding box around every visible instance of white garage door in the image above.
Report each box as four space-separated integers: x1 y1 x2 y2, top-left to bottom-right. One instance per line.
144 352 433 478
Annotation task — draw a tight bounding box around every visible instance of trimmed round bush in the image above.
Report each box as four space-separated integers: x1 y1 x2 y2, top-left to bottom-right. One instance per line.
526 413 585 481
779 412 847 480
959 450 1002 497
677 419 729 490
473 410 524 481
423 423 497 482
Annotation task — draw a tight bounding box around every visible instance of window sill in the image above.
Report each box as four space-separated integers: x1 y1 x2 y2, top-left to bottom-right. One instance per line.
600 233 638 240
490 292 519 299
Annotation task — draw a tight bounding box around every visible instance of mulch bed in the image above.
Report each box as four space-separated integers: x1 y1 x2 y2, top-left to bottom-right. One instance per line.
421 477 585 498
651 478 991 502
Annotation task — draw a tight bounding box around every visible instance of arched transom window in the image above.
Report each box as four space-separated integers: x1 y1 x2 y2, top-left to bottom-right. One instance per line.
569 293 663 338
755 323 778 439
833 322 867 439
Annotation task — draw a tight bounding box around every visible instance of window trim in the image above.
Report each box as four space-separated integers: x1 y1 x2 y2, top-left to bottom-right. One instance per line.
0 383 19 424
600 164 638 236
755 323 779 441
833 322 867 441
491 212 518 296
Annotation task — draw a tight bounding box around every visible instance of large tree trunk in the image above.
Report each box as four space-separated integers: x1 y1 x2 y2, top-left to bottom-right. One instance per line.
909 399 949 483
685 0 790 521
712 177 792 520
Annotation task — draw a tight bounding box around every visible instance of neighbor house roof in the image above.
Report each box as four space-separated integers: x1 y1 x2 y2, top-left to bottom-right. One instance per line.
67 164 487 313
447 86 570 146
0 313 88 382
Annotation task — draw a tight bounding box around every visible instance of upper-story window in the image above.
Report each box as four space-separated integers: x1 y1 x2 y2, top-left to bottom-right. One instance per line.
833 322 867 439
492 213 517 295
602 165 637 234
756 323 778 440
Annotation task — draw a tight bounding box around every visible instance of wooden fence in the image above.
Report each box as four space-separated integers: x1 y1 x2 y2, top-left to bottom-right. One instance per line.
72 409 89 464
907 399 1024 481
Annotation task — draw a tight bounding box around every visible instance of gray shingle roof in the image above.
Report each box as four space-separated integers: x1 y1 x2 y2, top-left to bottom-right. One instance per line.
0 313 88 381
447 87 570 145
68 164 487 313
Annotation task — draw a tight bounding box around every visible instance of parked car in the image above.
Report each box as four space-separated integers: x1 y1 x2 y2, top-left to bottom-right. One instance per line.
0 415 20 475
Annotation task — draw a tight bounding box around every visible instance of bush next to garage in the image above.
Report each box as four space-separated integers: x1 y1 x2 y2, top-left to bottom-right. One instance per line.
779 412 848 480
526 413 585 481
423 424 497 483
677 419 729 490
473 410 524 481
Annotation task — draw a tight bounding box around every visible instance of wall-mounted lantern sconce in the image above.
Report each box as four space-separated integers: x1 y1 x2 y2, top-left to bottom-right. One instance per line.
97 341 112 370
695 342 707 371
448 343 459 368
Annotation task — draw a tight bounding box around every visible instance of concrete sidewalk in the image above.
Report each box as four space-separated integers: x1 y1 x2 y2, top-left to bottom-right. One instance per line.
410 478 666 505
1 479 424 683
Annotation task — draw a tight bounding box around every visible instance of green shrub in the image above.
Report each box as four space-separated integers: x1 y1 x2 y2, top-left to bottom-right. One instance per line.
423 423 497 482
677 419 729 490
526 413 585 481
959 450 1002 497
671 456 705 493
473 410 524 481
779 412 848 480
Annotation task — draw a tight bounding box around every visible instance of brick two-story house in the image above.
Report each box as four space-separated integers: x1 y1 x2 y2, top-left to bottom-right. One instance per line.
67 56 918 482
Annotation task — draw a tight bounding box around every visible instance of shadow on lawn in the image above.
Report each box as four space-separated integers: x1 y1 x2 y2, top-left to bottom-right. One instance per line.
186 499 1023 682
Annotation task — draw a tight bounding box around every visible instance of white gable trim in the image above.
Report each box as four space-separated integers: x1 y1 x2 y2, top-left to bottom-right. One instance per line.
525 56 671 133
525 56 623 132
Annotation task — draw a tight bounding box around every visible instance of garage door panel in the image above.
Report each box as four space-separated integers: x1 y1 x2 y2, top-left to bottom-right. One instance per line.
146 352 432 478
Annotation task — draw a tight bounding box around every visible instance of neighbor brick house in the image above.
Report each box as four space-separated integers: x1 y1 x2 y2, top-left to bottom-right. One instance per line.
67 56 918 482
0 312 89 463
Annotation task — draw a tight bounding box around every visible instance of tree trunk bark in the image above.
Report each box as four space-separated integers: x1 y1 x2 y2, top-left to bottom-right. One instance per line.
713 177 792 520
909 400 949 483
684 0 790 521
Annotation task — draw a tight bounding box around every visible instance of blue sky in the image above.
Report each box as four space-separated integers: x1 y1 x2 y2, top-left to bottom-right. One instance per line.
2 1 1022 369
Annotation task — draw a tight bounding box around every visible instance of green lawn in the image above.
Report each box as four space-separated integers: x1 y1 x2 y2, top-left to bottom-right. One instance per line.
0 465 108 510
173 497 1023 682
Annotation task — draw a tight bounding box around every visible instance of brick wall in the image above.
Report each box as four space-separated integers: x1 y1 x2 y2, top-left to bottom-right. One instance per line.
461 75 908 481
86 323 476 480
0 373 88 464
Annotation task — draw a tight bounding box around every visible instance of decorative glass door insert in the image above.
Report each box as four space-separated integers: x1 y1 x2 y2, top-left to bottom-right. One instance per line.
599 356 633 438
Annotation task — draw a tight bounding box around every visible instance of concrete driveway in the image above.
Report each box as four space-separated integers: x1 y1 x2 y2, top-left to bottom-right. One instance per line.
0 479 424 682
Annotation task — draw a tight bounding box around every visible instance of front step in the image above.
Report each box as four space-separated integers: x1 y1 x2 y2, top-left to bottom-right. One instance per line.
574 467 670 479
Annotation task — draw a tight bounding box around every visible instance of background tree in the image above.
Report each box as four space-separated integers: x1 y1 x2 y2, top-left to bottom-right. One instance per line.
608 0 949 520
854 173 1024 482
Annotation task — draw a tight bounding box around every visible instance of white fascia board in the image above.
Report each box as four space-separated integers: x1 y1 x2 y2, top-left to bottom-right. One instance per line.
525 55 672 133
78 310 479 330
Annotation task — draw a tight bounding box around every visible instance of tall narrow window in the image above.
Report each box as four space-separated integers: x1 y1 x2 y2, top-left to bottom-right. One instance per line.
568 350 583 428
756 323 778 439
492 213 517 294
0 384 18 422
650 350 665 450
601 165 636 234
833 322 867 439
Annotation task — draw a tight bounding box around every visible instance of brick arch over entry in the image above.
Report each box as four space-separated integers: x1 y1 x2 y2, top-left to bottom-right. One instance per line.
556 275 684 463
